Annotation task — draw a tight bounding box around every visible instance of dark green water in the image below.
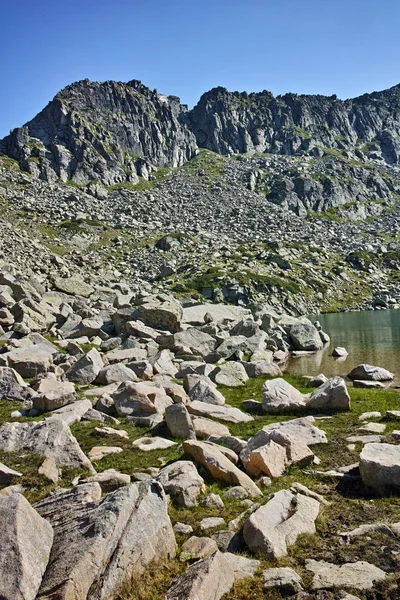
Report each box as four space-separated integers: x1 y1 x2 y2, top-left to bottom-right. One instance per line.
286 309 400 382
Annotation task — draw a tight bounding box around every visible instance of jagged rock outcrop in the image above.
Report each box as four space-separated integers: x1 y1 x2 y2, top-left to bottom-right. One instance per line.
189 84 400 163
1 79 197 185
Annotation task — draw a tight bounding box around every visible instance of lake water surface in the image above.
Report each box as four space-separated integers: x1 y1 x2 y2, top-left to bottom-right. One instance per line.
286 309 400 383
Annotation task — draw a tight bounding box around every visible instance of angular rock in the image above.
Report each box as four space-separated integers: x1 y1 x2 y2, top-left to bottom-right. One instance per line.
6 345 53 378
307 376 350 411
262 378 307 413
0 493 54 600
289 321 323 351
188 378 226 405
112 381 172 417
65 348 104 384
96 363 137 385
211 362 248 387
224 552 260 579
33 380 77 412
0 418 95 473
360 442 400 491
165 403 196 439
263 567 304 594
263 417 328 445
347 364 394 381
183 440 261 497
192 416 230 439
36 481 176 600
136 294 183 333
180 536 218 562
164 551 235 600
50 399 92 425
243 489 320 559
83 469 131 493
156 460 205 507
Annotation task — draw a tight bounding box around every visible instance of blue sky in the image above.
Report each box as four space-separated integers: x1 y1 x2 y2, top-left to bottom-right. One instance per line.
1 0 400 138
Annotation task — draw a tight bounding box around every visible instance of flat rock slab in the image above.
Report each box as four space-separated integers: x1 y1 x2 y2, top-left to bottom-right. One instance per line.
132 437 177 451
187 401 253 423
359 411 382 421
346 435 382 444
243 489 320 559
353 380 386 389
0 493 53 600
200 517 225 530
0 418 95 473
88 446 123 461
360 442 400 490
165 551 235 600
305 559 387 590
35 481 176 600
358 422 386 434
386 410 400 421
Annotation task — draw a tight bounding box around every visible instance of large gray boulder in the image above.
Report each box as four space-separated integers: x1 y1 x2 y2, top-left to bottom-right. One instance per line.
35 481 176 600
112 381 172 417
65 348 104 384
5 345 53 378
161 328 218 359
0 366 28 400
211 362 248 387
0 493 53 600
243 489 320 559
360 442 400 491
188 379 226 405
136 294 183 333
289 320 323 351
347 364 394 381
0 418 95 473
165 404 196 440
262 378 307 413
95 363 137 385
165 551 235 600
156 460 205 507
307 376 350 412
33 381 77 412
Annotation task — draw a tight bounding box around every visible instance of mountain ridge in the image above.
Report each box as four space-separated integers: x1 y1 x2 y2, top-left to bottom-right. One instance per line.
2 78 400 187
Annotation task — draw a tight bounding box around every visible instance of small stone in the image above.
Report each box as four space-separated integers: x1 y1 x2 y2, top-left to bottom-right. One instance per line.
173 522 193 535
93 426 129 439
201 493 224 508
200 517 225 530
358 422 386 434
359 412 381 421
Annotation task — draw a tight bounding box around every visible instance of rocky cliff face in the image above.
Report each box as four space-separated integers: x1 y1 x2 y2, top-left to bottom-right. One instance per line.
0 79 197 185
189 84 400 163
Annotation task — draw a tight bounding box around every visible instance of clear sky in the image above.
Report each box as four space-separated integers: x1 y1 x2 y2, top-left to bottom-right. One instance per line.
1 0 400 138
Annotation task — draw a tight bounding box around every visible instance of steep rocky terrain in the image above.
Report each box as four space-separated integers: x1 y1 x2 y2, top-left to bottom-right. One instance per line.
0 78 399 600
